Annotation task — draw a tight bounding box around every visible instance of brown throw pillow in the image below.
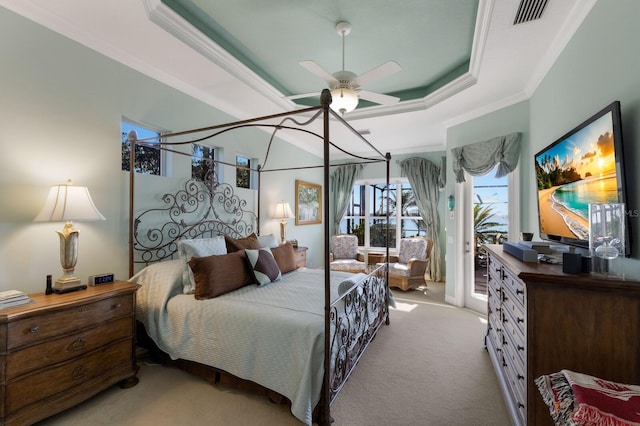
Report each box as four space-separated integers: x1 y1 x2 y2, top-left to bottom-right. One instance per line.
188 251 254 299
224 233 259 252
271 242 298 274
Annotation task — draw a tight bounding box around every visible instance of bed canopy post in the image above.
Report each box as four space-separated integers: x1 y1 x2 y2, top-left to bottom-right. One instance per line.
320 88 332 426
128 138 136 278
256 164 262 236
385 152 391 325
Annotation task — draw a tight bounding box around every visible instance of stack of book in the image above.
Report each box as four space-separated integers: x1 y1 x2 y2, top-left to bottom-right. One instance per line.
0 290 33 310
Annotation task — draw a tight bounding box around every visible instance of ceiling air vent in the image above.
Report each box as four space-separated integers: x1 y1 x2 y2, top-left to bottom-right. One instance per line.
514 0 549 25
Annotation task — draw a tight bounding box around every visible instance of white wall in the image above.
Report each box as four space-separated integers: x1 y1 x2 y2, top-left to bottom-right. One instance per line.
0 7 320 293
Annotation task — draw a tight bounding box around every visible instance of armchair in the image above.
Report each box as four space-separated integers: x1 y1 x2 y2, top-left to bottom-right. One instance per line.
329 234 366 273
384 237 433 291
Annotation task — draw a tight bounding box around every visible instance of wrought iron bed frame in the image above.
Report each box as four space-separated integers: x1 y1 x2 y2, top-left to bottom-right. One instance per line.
128 89 391 425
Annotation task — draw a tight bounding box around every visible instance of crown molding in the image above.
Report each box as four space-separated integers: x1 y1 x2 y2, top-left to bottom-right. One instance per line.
143 0 293 112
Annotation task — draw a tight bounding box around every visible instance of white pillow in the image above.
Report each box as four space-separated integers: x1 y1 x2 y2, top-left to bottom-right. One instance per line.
178 236 227 294
257 233 279 248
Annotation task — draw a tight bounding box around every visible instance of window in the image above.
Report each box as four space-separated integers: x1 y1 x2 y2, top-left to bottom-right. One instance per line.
121 120 163 175
340 180 426 249
192 144 216 184
236 155 250 189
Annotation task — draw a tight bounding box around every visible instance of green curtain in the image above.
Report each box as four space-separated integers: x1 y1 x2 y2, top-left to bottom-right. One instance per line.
400 157 445 281
331 164 362 234
451 133 522 183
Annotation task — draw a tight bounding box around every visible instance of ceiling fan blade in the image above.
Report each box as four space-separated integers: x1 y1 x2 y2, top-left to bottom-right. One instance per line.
285 91 321 100
299 60 339 85
358 90 400 106
352 61 402 87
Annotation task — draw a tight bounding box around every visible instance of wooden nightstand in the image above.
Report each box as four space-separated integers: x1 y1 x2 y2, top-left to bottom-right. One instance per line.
0 280 139 425
294 246 308 268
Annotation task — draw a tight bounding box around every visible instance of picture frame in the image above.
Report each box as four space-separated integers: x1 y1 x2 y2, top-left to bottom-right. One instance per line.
295 180 322 225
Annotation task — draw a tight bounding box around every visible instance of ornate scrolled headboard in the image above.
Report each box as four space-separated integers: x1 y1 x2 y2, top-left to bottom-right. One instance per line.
132 178 257 268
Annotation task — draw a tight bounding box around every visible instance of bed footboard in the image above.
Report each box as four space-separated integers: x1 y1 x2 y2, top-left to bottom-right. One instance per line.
328 264 389 405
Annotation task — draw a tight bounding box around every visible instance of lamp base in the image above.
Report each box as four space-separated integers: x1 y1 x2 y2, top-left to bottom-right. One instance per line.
280 220 287 245
53 284 87 294
54 275 85 292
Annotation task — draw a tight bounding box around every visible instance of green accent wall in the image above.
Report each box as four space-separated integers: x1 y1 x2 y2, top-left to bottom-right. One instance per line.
445 0 640 302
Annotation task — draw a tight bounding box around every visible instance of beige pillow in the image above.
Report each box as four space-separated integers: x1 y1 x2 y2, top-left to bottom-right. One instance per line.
188 251 254 299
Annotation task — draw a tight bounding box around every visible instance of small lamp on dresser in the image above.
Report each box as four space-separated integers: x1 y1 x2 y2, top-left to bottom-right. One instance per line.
273 201 293 245
34 179 105 293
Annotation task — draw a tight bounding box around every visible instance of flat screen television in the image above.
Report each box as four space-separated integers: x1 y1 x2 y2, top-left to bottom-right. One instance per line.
534 101 629 254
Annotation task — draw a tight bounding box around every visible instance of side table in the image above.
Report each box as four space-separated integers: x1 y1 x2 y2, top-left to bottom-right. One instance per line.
294 246 308 268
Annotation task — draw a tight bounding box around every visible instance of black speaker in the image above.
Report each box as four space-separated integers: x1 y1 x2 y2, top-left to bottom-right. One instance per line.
562 253 583 274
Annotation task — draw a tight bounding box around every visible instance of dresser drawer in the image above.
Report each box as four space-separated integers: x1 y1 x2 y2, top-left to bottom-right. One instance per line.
502 268 525 306
502 284 525 325
7 294 133 350
503 353 526 424
488 256 503 283
6 339 132 414
4 317 132 380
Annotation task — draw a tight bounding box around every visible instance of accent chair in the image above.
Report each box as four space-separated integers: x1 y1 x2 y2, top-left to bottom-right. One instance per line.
329 234 366 273
383 237 433 291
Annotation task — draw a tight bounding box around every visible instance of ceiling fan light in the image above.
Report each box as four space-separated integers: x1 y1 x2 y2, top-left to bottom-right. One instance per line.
330 88 359 115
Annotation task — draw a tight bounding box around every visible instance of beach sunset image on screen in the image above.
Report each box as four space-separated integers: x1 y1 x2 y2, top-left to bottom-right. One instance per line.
535 111 620 242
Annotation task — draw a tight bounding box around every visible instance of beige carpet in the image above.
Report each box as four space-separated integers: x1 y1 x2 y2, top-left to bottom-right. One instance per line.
38 283 511 426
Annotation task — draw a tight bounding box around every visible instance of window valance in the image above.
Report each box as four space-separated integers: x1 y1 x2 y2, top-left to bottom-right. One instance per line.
451 132 522 183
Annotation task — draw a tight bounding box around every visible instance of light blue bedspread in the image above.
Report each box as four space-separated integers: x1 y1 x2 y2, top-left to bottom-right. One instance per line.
132 261 357 425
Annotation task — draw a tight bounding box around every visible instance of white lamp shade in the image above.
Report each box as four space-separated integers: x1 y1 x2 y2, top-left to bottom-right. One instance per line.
330 88 359 115
273 202 293 219
34 180 105 222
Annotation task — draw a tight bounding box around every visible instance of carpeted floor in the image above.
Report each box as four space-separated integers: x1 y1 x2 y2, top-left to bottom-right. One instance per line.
38 282 511 426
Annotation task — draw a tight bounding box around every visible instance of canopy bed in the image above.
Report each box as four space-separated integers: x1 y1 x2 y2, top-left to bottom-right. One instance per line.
128 90 391 425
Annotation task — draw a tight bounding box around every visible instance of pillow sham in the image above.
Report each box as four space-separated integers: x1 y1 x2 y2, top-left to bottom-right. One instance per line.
245 247 281 286
225 233 259 252
188 250 254 300
270 242 298 274
178 236 227 294
257 233 279 249
128 259 184 297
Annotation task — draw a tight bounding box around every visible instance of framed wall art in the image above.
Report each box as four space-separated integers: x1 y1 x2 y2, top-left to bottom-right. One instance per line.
295 180 322 225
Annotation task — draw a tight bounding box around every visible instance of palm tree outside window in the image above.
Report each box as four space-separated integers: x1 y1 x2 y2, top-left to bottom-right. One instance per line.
340 180 426 250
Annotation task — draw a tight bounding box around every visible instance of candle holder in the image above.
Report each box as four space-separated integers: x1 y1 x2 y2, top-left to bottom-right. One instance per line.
589 203 625 277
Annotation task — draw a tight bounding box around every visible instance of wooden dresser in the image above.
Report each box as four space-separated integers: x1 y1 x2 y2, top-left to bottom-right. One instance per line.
0 281 139 425
484 245 640 426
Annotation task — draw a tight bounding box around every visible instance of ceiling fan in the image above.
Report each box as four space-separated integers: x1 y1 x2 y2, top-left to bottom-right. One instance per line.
288 21 401 115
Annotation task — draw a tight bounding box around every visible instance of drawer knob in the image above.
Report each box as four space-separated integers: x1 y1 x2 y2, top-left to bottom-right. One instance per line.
517 317 524 324
518 374 525 380
70 337 87 351
516 289 524 295
30 325 40 334
518 345 525 352
72 366 87 380
112 303 122 310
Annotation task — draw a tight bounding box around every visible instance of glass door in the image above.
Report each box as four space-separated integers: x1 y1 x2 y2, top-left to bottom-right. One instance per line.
462 166 519 313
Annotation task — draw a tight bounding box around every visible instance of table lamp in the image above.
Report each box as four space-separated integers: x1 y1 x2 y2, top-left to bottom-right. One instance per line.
273 201 293 244
34 179 105 292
